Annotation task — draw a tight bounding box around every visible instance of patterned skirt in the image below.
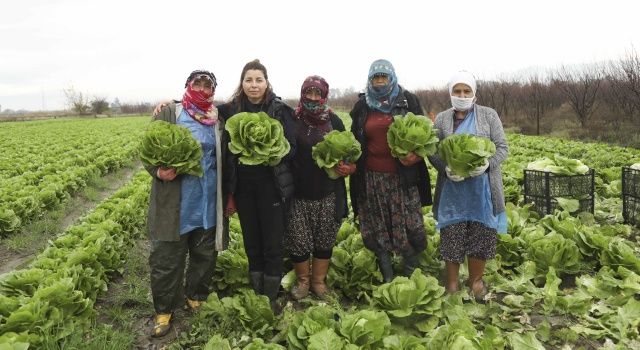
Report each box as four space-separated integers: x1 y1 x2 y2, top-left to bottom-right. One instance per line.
439 221 497 263
358 170 426 254
285 192 340 258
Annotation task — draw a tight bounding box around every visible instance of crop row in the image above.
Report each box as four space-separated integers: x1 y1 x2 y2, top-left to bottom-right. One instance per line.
0 171 151 347
0 117 149 235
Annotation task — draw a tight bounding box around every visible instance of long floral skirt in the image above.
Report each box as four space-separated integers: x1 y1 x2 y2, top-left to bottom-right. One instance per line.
358 170 426 254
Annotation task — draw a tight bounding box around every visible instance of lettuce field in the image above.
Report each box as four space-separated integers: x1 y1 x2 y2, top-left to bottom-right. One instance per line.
1 115 639 349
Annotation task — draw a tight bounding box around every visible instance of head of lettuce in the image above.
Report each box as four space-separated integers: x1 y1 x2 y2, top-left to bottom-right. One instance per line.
225 111 291 166
311 130 362 179
438 133 496 178
139 120 204 177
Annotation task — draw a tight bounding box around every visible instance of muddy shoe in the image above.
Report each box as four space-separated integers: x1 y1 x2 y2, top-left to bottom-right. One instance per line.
186 298 203 311
151 313 172 338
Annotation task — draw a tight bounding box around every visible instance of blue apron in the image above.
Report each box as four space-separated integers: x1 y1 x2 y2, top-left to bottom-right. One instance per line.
436 108 507 233
177 109 217 235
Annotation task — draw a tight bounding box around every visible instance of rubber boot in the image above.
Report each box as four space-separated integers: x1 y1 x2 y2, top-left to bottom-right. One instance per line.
310 258 330 299
263 275 282 313
291 260 310 300
376 250 394 283
402 252 420 276
249 271 264 295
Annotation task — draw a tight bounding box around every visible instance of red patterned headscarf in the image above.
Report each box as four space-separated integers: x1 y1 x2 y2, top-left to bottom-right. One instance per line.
182 70 217 125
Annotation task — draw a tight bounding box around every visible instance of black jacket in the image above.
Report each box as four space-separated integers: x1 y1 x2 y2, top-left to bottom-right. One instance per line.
219 93 296 203
290 113 349 221
349 87 433 216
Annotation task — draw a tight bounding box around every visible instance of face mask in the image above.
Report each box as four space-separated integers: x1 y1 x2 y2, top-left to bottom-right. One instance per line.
302 100 321 112
451 96 475 111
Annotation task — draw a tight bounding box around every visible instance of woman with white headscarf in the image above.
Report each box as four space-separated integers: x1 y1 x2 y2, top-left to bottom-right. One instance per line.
427 71 508 302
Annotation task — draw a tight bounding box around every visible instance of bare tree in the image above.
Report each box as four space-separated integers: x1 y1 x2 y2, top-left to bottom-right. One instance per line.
606 48 640 126
516 72 561 134
476 80 500 114
415 87 449 115
553 64 603 127
63 86 90 115
476 79 519 118
497 78 519 117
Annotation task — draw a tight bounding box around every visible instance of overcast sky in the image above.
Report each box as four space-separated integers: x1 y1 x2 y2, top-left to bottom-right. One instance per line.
1 0 639 111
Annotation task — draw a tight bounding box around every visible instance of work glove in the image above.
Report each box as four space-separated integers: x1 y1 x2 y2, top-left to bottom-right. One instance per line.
445 166 465 182
468 160 489 177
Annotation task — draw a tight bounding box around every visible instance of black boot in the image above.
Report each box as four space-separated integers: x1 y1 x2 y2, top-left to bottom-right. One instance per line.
249 271 263 294
375 250 394 283
402 252 420 276
263 275 282 313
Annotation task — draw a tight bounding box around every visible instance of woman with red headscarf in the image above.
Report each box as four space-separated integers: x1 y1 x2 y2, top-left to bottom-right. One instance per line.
145 70 229 337
286 75 355 300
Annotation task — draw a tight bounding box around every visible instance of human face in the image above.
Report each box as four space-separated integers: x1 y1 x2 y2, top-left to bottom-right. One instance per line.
372 73 389 87
451 83 474 98
304 87 322 101
242 69 268 103
192 75 213 94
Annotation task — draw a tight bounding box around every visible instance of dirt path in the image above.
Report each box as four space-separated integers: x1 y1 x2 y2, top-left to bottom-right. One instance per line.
0 163 141 275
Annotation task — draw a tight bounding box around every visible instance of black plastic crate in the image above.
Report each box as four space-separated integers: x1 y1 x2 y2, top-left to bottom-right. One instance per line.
523 168 595 216
622 166 640 226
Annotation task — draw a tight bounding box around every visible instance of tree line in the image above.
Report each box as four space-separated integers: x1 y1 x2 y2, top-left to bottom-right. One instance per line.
327 49 640 142
41 49 640 146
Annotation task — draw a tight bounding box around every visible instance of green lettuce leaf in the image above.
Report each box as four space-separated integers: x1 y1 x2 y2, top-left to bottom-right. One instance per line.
139 120 203 176
225 112 290 166
387 112 439 158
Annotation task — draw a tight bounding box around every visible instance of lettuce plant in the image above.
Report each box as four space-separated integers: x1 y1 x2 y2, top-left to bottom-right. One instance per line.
437 134 496 177
387 112 438 159
371 269 445 332
527 154 589 175
311 130 361 179
225 112 290 166
139 120 203 176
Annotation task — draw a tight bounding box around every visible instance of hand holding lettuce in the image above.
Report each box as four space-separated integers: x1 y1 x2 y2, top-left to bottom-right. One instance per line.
225 112 291 166
438 134 496 178
311 130 362 179
139 120 204 177
387 112 439 161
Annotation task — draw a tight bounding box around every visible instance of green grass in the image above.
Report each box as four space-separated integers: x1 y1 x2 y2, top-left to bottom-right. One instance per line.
40 324 137 350
3 206 65 251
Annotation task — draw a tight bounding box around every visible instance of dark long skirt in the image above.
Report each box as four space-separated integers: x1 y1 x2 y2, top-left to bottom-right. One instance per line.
358 170 426 254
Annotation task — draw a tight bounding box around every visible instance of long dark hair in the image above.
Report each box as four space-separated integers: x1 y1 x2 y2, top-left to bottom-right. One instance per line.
229 59 274 106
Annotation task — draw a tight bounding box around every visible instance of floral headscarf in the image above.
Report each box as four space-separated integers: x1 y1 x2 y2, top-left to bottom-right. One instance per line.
364 59 400 113
182 70 218 125
294 75 332 143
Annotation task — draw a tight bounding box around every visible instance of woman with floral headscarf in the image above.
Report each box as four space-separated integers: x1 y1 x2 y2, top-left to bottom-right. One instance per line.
349 59 432 283
286 75 355 300
427 71 508 302
145 70 229 337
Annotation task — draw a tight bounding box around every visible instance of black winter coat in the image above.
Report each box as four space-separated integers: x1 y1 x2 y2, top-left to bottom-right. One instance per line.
349 87 433 216
219 93 296 203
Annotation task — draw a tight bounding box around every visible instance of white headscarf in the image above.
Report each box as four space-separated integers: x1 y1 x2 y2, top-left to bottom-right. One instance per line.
448 71 477 96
